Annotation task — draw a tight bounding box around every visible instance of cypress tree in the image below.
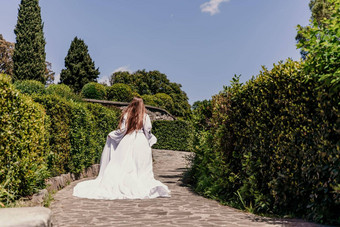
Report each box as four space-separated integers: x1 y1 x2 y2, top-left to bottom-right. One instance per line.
60 37 100 93
13 0 46 83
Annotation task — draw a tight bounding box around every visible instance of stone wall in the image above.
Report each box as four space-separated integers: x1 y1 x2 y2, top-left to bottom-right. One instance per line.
83 99 176 121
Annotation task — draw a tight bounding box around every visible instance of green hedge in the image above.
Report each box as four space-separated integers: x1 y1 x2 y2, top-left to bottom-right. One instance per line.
0 74 49 202
188 60 340 224
81 82 106 100
152 120 194 152
85 103 120 163
13 80 46 96
32 95 121 176
0 75 121 204
106 83 133 102
46 84 82 102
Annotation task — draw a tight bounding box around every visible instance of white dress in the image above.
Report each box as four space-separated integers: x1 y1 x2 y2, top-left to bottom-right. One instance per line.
73 114 171 200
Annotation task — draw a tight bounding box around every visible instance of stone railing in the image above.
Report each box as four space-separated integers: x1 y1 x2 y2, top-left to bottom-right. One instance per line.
83 99 176 121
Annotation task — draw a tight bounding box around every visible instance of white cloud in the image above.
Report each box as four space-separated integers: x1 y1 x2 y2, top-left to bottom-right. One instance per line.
200 0 230 16
98 76 110 85
97 65 133 86
113 65 132 73
54 73 60 84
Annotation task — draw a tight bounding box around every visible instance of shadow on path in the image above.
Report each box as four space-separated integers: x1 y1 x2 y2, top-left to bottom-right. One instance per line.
50 149 326 227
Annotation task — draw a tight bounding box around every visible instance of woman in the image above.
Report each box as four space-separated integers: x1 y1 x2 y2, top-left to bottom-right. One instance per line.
73 97 171 200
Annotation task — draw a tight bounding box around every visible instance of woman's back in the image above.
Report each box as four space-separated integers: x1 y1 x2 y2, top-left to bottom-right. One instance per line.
73 98 169 200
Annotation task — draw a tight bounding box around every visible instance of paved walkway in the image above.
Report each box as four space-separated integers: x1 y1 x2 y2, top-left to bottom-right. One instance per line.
51 150 323 227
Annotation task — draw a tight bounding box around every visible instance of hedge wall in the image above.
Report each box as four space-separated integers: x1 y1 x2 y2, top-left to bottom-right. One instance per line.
0 75 49 202
187 60 340 224
85 103 120 163
32 95 121 176
152 120 194 152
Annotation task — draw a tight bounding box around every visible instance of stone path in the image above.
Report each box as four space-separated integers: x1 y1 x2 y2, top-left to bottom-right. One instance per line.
51 150 323 227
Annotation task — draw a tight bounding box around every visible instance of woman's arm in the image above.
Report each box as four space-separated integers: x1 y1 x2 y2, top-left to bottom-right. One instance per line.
143 114 157 146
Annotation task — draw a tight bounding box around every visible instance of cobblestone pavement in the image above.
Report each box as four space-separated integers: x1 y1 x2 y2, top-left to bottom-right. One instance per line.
51 150 323 227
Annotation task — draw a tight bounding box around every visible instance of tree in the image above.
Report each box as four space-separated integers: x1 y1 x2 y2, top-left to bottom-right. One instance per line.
44 61 55 85
12 0 46 83
309 0 332 25
60 37 100 93
296 0 340 94
0 34 14 75
110 70 191 117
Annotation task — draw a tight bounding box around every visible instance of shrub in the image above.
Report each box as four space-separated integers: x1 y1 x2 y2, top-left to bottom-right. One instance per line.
81 82 106 100
33 95 121 175
152 120 194 152
85 103 121 162
0 75 121 204
0 74 49 203
106 83 133 102
46 84 82 102
141 93 174 113
32 95 73 176
188 60 340 224
154 93 174 112
142 94 157 106
13 80 46 95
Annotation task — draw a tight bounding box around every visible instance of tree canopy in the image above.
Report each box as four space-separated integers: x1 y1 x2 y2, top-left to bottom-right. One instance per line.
296 0 340 94
0 34 14 75
110 70 191 117
60 37 100 93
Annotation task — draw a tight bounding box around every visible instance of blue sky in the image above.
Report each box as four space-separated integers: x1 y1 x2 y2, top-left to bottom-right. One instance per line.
0 0 311 104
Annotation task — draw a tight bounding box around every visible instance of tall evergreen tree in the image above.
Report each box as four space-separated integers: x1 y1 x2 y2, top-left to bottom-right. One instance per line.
60 37 100 92
13 0 46 83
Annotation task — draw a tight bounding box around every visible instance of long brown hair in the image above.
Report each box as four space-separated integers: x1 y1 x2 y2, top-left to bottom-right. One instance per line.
119 97 146 134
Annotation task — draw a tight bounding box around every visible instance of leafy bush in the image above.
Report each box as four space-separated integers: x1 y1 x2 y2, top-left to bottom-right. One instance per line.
0 74 49 203
141 93 174 113
85 103 121 162
81 82 106 100
13 80 46 95
46 84 82 102
32 95 73 176
0 75 121 204
142 94 158 107
32 95 121 175
106 83 133 102
154 93 174 112
296 0 340 94
188 60 340 224
152 120 194 152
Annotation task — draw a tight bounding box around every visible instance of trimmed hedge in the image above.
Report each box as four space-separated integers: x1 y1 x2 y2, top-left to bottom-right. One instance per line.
46 84 82 102
188 60 340 224
13 80 46 95
0 75 121 204
32 95 73 175
152 120 194 152
0 74 49 202
142 94 157 107
81 82 106 100
106 83 133 102
85 103 120 163
141 93 174 113
32 95 121 176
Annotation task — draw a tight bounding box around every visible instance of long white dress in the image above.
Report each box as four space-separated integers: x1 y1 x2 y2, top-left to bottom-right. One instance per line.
72 114 171 200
